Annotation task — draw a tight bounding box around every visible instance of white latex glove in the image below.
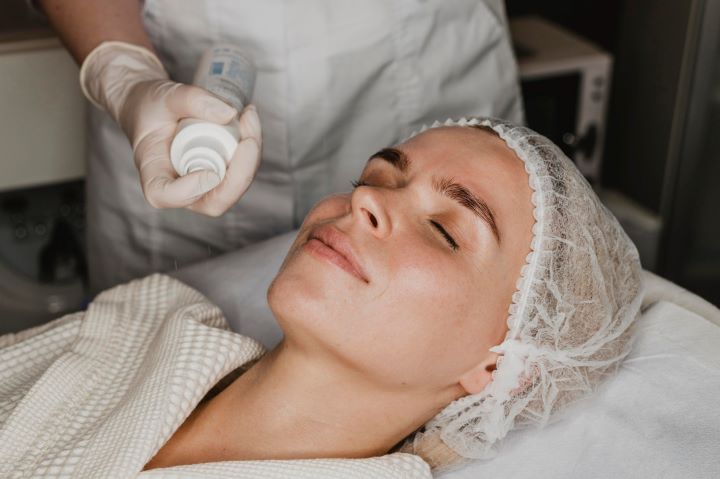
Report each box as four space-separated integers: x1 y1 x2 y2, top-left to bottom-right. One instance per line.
80 41 262 216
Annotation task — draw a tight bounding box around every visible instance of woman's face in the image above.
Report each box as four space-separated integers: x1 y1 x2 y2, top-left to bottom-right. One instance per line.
268 126 534 394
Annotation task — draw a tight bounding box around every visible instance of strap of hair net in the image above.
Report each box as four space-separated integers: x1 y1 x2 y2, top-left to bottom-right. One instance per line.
489 339 540 402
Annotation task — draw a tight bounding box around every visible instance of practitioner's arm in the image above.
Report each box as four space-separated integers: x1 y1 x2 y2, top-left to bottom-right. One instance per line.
37 0 155 64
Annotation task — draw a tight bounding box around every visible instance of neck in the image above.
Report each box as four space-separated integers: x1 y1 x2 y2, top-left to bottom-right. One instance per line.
161 339 461 466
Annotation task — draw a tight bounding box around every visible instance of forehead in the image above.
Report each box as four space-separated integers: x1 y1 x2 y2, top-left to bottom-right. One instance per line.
399 126 519 173
395 126 530 206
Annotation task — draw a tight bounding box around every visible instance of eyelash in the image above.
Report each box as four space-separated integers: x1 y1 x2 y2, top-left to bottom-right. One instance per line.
350 179 459 251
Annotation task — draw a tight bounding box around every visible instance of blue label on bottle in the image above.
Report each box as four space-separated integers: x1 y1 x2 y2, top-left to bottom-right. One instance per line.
210 61 224 75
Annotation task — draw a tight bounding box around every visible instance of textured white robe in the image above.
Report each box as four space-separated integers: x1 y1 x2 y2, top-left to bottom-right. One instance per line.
0 274 431 478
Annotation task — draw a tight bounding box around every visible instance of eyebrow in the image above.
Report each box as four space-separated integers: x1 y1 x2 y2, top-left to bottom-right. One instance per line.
367 148 501 243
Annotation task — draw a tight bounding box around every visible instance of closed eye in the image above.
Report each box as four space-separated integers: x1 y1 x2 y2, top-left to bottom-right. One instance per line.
350 178 459 251
429 220 459 251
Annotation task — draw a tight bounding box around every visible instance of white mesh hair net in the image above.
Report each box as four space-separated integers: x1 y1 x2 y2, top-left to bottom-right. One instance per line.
397 117 644 471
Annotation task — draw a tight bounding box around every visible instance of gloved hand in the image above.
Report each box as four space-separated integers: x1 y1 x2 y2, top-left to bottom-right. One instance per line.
79 41 262 216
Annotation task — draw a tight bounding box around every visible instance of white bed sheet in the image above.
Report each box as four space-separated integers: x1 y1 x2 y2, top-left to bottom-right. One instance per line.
437 299 720 478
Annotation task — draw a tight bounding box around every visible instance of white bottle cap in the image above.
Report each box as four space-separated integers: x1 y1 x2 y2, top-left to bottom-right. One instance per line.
181 146 226 178
171 120 239 181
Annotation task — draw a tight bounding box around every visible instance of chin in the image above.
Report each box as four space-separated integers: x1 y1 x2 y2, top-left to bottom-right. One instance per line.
267 257 335 332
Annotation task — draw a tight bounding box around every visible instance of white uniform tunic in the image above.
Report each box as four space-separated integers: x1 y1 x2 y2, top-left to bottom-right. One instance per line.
85 0 523 294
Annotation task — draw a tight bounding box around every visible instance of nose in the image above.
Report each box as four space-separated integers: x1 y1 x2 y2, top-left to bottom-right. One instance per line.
350 185 391 238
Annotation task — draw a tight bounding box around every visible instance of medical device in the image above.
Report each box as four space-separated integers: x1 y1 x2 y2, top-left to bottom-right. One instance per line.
510 16 612 185
171 45 256 180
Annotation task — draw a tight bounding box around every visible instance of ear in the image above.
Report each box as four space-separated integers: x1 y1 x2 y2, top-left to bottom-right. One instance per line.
458 352 500 395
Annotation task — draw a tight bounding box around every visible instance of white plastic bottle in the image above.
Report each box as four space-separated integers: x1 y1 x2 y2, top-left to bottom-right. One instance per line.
170 45 256 180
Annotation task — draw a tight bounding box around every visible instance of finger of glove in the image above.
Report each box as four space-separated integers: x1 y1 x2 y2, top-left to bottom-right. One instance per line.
166 84 237 124
136 130 221 208
238 104 262 145
187 137 261 217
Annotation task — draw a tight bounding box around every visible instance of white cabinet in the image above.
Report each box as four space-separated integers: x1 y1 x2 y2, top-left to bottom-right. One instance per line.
0 37 85 191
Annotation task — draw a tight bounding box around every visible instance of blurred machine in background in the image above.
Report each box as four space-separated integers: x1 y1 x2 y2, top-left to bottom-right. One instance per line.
0 182 87 333
510 16 611 186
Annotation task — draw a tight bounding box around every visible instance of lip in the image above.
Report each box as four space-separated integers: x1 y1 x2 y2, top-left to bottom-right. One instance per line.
305 224 369 283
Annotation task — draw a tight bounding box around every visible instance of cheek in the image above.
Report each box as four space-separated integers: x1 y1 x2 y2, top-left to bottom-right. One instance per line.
358 250 482 383
363 248 514 387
